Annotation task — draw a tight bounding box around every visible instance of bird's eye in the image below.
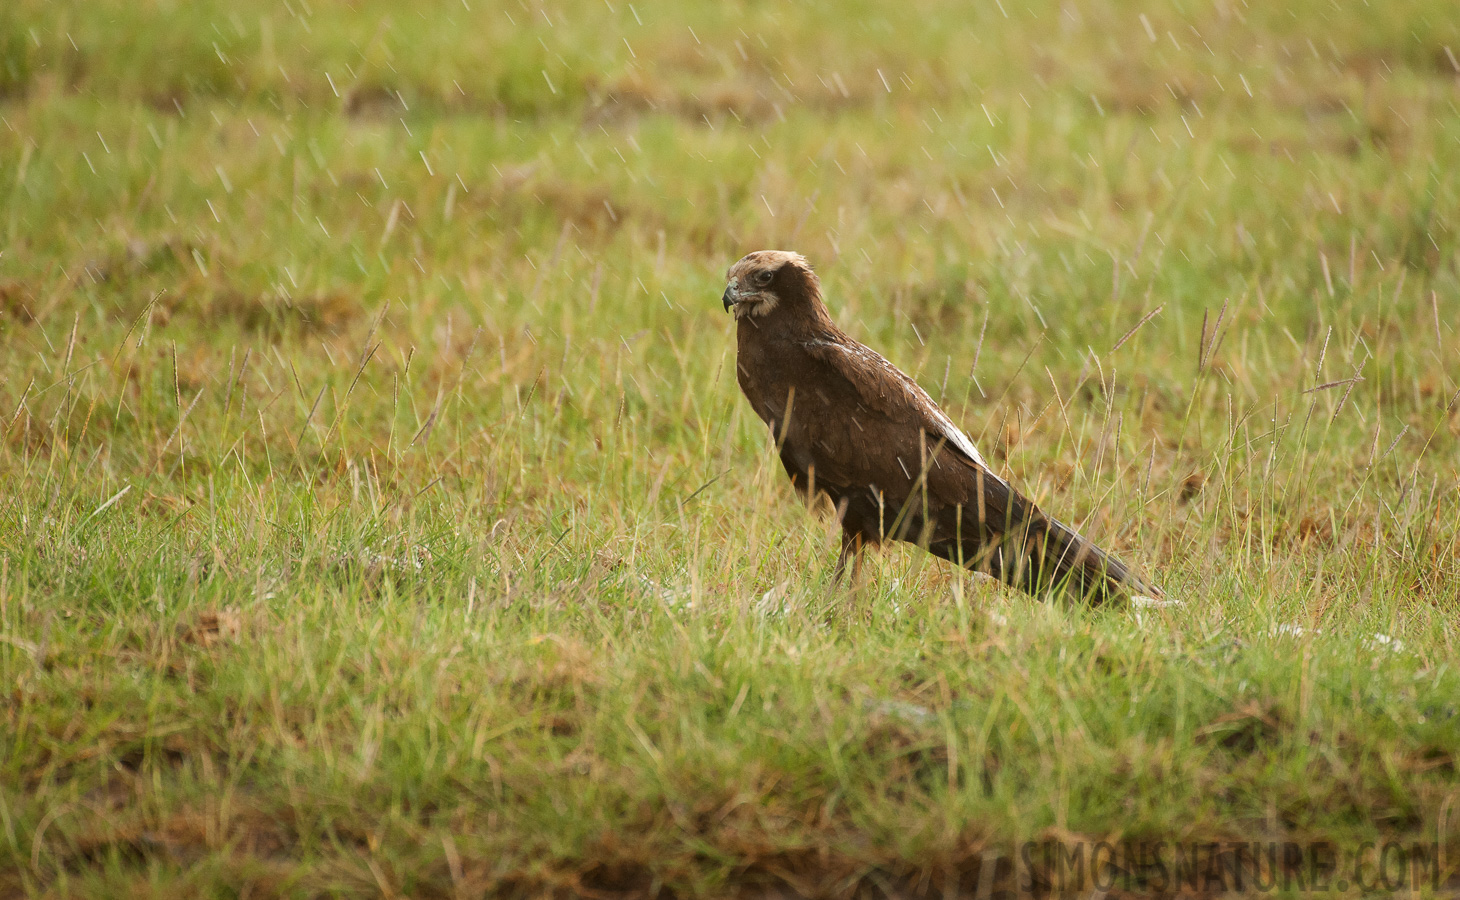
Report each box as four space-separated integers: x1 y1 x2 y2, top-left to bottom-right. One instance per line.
754 270 773 286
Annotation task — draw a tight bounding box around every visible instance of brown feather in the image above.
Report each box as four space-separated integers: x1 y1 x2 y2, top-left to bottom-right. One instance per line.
724 250 1162 604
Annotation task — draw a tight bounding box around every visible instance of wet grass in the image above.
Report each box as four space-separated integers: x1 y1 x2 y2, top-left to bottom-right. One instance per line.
3 0 1460 896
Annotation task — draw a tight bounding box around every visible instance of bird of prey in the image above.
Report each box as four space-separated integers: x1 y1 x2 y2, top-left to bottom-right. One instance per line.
722 250 1162 603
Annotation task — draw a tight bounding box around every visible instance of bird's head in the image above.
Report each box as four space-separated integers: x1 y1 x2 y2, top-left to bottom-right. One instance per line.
722 250 821 320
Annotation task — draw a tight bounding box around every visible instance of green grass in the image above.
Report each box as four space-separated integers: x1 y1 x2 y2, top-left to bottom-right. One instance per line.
3 0 1460 895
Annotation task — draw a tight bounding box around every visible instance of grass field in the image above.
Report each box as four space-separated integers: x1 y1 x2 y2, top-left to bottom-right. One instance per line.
3 0 1460 895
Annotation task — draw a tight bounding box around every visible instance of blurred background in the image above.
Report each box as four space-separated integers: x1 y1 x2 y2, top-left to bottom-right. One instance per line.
3 0 1458 588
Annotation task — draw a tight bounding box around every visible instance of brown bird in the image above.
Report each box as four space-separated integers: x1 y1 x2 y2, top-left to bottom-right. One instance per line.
722 250 1163 604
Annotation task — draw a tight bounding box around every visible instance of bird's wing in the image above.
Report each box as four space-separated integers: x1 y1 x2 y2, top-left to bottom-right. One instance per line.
801 337 1004 483
798 335 1159 601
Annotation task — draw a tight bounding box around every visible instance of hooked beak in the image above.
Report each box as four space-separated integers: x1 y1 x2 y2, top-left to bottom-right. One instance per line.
721 283 738 313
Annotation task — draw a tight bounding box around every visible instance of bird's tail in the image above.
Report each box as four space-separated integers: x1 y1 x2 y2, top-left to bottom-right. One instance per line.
1007 505 1162 602
937 488 1162 604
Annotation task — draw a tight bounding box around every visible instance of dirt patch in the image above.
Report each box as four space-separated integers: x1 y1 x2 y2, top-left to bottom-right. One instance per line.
1196 701 1286 753
176 607 243 649
0 280 38 323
